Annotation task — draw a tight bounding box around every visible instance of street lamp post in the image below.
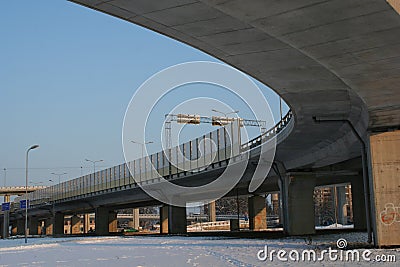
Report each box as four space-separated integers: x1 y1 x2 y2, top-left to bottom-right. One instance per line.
211 109 239 118
25 144 39 244
131 140 153 183
130 140 153 224
3 168 6 187
29 181 43 186
51 172 67 184
131 141 154 159
85 159 103 192
85 159 103 174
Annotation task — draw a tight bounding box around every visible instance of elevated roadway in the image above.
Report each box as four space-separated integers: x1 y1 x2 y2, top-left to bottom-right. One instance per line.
0 186 47 196
2 1 399 246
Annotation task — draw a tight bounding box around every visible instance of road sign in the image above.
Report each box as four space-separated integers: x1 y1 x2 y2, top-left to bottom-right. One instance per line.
1 202 10 211
20 199 29 209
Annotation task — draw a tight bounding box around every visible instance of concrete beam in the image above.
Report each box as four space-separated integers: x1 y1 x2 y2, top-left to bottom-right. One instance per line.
282 174 316 235
248 195 267 231
369 130 400 247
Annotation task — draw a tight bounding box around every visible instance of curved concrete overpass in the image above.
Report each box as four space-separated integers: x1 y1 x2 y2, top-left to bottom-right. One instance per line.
69 0 400 170
2 1 398 246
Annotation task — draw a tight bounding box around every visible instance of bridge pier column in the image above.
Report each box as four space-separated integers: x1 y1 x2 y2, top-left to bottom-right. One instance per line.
45 218 53 235
368 130 400 247
248 195 267 231
71 215 81 234
2 211 9 239
272 193 280 217
2 195 10 239
11 222 17 236
208 201 216 222
16 219 24 235
160 206 169 234
351 176 367 230
83 214 90 233
95 207 117 235
28 216 39 235
54 213 64 235
336 186 347 225
282 174 316 235
131 208 140 230
159 205 187 234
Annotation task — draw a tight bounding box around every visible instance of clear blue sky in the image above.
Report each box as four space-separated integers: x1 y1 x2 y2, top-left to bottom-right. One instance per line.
0 1 288 187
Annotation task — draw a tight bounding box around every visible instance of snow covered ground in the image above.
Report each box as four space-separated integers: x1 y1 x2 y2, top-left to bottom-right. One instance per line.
0 232 398 266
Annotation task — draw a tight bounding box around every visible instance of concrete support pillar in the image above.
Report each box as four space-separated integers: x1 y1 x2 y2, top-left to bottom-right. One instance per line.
248 195 267 230
208 201 216 222
2 211 9 239
169 205 186 234
28 217 39 235
54 213 64 235
159 205 187 234
272 193 280 216
230 219 239 231
71 215 81 234
351 176 367 230
11 222 17 236
109 211 117 233
45 218 53 236
83 214 90 233
2 195 10 239
368 130 400 247
282 174 316 235
95 207 117 235
38 221 44 235
336 186 347 225
132 208 140 230
160 206 169 234
16 219 24 235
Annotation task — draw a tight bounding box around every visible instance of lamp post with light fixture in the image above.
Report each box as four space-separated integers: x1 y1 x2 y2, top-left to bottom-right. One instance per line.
25 144 39 244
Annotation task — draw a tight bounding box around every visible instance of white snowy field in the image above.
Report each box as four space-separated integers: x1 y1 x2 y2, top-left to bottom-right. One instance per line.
0 232 398 267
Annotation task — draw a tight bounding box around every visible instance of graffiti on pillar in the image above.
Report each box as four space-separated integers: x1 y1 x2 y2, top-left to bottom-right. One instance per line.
380 203 400 225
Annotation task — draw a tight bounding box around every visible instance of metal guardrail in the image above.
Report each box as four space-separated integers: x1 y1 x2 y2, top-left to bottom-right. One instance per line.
241 110 293 151
13 110 293 209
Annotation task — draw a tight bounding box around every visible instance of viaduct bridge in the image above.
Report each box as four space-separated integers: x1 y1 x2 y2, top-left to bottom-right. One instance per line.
1 0 399 247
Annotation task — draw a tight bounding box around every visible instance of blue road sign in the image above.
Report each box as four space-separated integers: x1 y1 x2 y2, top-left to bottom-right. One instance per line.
1 202 10 211
20 199 29 209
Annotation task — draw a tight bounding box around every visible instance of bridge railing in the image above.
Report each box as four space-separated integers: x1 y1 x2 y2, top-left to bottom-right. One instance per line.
15 110 293 208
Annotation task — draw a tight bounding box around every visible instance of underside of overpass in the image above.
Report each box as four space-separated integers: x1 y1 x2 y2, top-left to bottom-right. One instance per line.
64 0 400 246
